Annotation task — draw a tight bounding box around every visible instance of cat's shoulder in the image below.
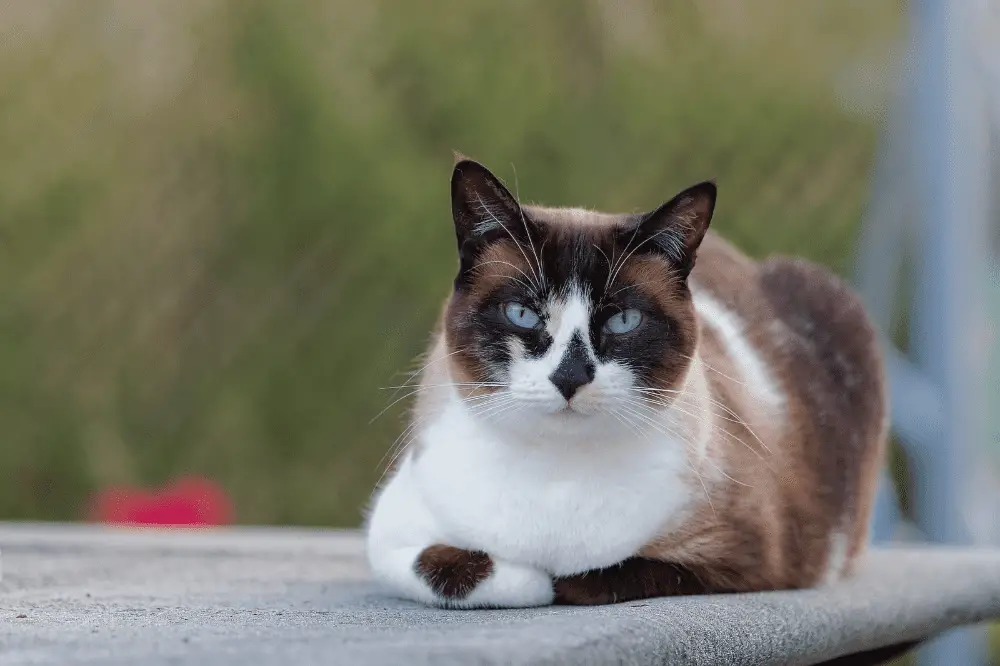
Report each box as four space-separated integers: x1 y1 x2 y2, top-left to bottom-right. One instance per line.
688 231 760 304
692 232 883 398
693 232 873 335
755 254 883 387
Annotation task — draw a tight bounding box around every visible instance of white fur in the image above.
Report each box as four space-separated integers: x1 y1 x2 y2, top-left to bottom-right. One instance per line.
821 531 849 586
365 455 555 608
504 286 594 414
691 288 786 412
365 286 710 608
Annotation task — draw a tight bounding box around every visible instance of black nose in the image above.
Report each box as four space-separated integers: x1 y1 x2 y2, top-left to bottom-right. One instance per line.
549 334 596 400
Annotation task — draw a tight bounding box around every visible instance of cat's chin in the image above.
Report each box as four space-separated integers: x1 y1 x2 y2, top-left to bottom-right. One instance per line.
523 400 615 420
551 399 625 419
481 402 633 444
517 402 594 419
550 405 589 419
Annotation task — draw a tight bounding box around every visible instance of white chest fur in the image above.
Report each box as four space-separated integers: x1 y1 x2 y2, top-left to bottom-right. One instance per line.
405 397 695 577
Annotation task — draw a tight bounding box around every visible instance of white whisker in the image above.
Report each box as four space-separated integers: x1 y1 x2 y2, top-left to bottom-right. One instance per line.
633 385 774 456
474 193 541 291
510 163 546 291
629 394 768 462
618 395 757 489
371 380 500 425
614 404 719 514
607 228 677 291
380 347 469 410
380 383 506 391
472 260 537 294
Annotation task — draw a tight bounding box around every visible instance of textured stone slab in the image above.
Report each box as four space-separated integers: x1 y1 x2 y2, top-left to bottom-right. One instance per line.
2 522 999 665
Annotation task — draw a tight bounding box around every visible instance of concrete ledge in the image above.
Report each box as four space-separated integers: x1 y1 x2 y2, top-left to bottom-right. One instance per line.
2 523 1000 665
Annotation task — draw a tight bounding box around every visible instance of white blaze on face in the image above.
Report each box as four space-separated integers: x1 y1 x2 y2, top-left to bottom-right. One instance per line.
505 285 638 415
507 286 594 412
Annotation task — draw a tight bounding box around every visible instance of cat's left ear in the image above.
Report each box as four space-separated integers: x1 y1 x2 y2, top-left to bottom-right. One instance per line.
627 180 716 276
450 158 525 251
451 158 535 287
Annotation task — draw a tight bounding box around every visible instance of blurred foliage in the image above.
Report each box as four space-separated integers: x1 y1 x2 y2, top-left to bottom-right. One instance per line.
0 0 905 525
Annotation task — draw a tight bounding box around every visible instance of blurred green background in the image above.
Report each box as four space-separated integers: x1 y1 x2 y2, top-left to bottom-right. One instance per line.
0 0 905 526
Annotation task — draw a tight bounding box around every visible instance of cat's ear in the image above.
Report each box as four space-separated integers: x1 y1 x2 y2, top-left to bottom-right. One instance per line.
450 158 527 258
626 180 716 276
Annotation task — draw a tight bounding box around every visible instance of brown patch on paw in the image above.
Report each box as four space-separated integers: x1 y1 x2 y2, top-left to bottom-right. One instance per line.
414 545 494 599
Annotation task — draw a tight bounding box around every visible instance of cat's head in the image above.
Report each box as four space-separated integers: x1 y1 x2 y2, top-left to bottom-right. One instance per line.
443 157 715 431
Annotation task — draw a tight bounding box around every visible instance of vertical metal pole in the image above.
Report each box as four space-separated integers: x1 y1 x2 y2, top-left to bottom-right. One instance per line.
910 0 992 663
853 43 914 336
868 473 900 543
853 53 915 545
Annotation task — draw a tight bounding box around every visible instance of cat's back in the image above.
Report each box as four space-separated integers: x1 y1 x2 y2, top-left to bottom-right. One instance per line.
692 231 886 446
692 231 887 579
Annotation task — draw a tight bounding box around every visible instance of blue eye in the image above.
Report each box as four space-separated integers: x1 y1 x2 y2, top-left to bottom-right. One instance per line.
603 309 643 335
503 302 541 329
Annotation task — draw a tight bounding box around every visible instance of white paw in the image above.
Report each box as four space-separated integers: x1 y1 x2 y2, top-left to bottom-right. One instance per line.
372 544 554 609
455 558 554 609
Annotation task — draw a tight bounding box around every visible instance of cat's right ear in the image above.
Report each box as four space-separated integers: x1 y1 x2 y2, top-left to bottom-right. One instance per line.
450 158 526 268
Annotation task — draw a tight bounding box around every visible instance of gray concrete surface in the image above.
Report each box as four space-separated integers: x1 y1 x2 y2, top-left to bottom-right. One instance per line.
2 523 1000 665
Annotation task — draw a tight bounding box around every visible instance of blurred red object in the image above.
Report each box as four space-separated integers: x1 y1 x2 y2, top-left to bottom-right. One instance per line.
90 476 233 526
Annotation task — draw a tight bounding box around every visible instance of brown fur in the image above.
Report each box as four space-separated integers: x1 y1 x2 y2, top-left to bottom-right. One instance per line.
617 257 698 390
445 240 532 392
574 234 887 599
553 558 711 605
414 545 494 600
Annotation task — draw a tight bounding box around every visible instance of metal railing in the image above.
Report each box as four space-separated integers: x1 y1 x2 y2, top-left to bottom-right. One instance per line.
855 1 998 664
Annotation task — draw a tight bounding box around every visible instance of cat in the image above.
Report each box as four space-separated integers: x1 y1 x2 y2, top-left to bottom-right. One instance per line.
364 155 887 609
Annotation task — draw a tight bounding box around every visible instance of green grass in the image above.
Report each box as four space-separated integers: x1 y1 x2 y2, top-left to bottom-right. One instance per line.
0 0 904 525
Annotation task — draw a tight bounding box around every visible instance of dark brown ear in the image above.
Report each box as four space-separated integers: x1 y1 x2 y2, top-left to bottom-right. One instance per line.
623 180 716 276
450 158 533 282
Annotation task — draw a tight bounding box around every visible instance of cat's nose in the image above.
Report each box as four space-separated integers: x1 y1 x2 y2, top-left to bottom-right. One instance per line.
549 335 596 400
549 359 596 400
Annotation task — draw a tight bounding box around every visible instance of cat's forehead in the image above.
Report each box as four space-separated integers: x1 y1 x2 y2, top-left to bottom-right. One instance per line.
463 203 683 307
521 205 646 265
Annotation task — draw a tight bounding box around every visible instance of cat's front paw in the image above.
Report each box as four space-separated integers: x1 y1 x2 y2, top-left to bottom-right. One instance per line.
415 544 553 609
414 545 494 599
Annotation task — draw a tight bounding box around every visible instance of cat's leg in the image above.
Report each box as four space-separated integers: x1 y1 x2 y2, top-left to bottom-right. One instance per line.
366 458 553 608
413 544 555 608
552 556 715 605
